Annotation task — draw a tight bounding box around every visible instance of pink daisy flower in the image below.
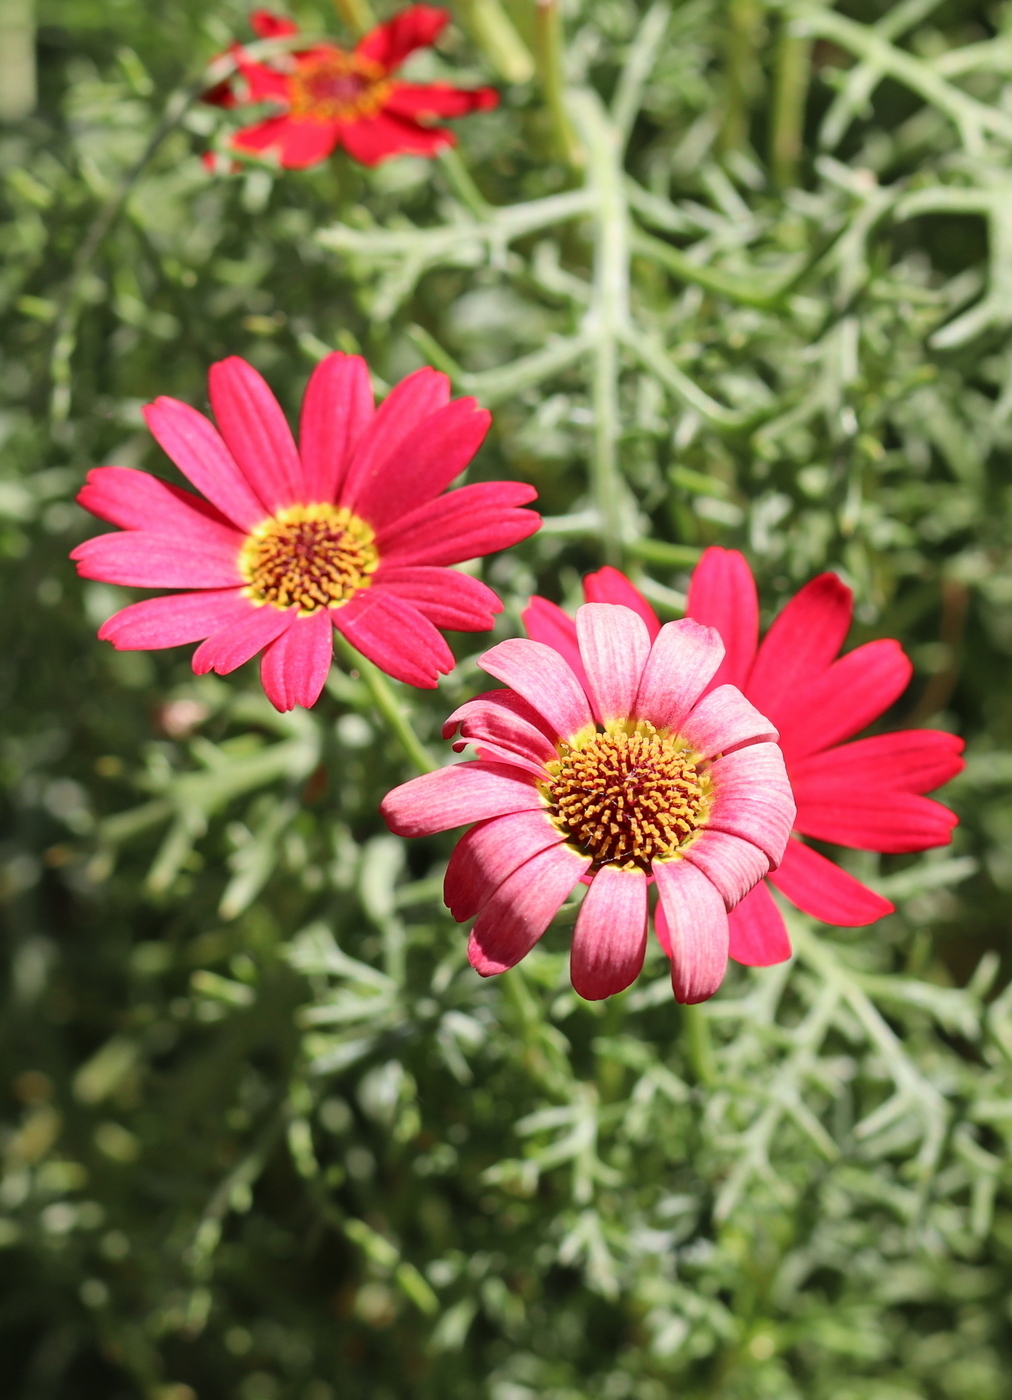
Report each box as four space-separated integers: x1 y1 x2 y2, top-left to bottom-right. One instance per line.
71 353 539 711
381 605 795 1003
524 553 965 967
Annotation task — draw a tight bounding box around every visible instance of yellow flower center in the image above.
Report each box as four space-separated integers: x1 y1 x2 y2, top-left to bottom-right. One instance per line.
288 52 392 121
542 720 711 872
238 504 378 614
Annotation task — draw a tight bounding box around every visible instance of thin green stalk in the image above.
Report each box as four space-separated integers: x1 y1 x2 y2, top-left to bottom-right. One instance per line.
681 1002 716 1087
720 0 765 156
333 0 374 38
452 0 534 84
438 146 493 218
534 0 582 167
770 23 812 188
333 634 437 774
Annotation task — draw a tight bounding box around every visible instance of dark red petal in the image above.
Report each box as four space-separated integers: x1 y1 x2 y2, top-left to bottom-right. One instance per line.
768 840 894 926
726 881 792 965
356 5 449 71
340 367 450 510
299 352 374 504
685 546 759 692
746 572 853 727
260 609 333 712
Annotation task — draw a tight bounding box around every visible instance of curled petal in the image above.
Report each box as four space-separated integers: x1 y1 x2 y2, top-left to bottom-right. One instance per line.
259 608 333 712
333 591 453 688
706 742 796 868
192 605 294 675
478 638 593 744
683 829 770 909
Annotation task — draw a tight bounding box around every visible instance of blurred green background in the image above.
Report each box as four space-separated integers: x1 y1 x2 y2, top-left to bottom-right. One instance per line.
2 0 1012 1396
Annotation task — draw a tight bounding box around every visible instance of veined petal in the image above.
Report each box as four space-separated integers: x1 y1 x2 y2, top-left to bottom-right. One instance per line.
444 809 564 922
468 844 589 976
443 695 558 769
259 608 333 712
769 839 894 926
583 566 661 639
78 467 243 549
299 352 374 504
683 829 770 909
634 618 725 732
376 566 503 633
680 684 778 760
143 396 267 530
208 356 304 511
570 866 648 1000
706 742 796 868
792 790 958 853
652 859 729 1004
747 572 853 724
727 882 792 966
381 761 543 838
340 367 450 511
685 546 758 692
98 589 252 649
375 481 540 568
356 5 449 71
478 638 593 744
333 591 453 688
774 639 913 762
71 532 242 590
192 604 294 675
790 730 965 800
576 603 651 724
521 597 588 695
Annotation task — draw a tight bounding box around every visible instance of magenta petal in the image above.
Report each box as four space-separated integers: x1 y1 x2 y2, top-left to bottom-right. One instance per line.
680 684 778 760
570 866 648 1000
773 639 913 763
478 638 594 743
208 357 304 512
583 566 661 639
727 881 792 966
299 352 374 504
521 596 589 694
684 828 770 909
375 481 540 568
341 367 450 510
792 789 958 854
444 809 564 922
685 547 759 693
635 619 725 733
468 844 589 976
71 532 242 589
376 566 503 633
260 609 333 712
98 589 252 649
652 858 729 1004
768 840 894 926
576 603 651 724
333 590 453 688
78 467 244 549
192 604 294 675
790 730 965 800
443 696 558 769
706 742 796 868
441 688 558 744
381 761 543 838
747 572 853 725
143 397 267 531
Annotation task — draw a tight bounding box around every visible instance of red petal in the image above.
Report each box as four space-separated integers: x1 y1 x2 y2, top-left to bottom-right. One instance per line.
356 5 449 71
478 637 593 745
582 567 660 638
260 609 333 711
790 730 965 799
77 467 242 550
468 844 588 976
98 589 252 650
234 115 340 168
143 396 267 530
71 533 241 590
208 356 304 511
576 603 652 725
299 352 374 504
339 110 451 165
768 840 894 926
652 859 729 1004
250 10 300 39
376 566 502 632
333 590 453 687
384 82 498 120
727 881 792 965
792 790 958 854
375 481 540 568
685 546 759 692
192 605 294 675
746 572 853 728
341 367 450 510
774 639 913 763
444 809 563 922
381 761 543 838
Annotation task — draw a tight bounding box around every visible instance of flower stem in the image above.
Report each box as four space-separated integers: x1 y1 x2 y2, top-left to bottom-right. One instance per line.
333 0 374 39
452 0 534 85
438 146 493 219
681 1002 716 1086
533 0 582 167
770 22 812 188
333 635 438 774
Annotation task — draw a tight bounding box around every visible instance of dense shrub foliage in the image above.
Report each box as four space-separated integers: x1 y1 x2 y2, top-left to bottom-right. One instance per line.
2 0 1011 1396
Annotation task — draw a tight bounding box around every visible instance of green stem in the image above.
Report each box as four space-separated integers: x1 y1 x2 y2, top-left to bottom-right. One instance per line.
438 146 493 218
681 1002 716 1087
770 23 812 188
333 635 437 774
452 0 534 84
720 0 765 156
333 0 374 38
534 0 582 167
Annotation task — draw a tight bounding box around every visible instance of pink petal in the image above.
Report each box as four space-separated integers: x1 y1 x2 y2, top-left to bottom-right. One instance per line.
442 687 558 743
98 589 253 649
583 566 661 638
478 638 594 744
768 839 894 926
685 547 759 692
259 608 333 711
790 730 965 799
71 532 242 589
727 881 792 966
192 604 294 675
333 589 453 688
570 866 648 1000
352 397 491 531
384 82 498 120
706 742 796 867
575 603 651 724
356 6 449 72
143 397 267 530
381 761 543 838
375 481 540 568
521 597 589 694
634 619 725 733
443 695 558 769
299 352 374 504
340 368 450 511
77 467 243 549
792 790 958 853
444 809 563 921
773 639 913 763
652 859 729 1004
683 829 770 908
746 572 854 726
680 684 778 760
208 357 304 512
468 844 589 976
376 566 503 633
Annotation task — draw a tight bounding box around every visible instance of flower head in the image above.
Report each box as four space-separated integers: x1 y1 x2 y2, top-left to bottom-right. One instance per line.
205 7 498 169
524 555 965 966
382 606 795 1003
71 353 539 710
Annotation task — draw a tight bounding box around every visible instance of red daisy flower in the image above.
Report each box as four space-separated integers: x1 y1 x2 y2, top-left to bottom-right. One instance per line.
382 606 795 1003
71 353 539 710
523 553 965 966
205 6 498 169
